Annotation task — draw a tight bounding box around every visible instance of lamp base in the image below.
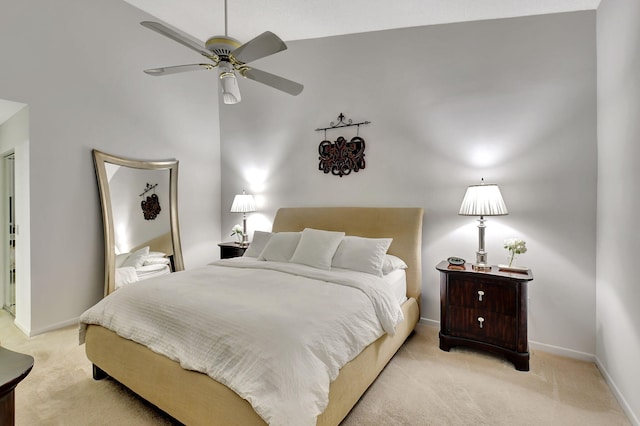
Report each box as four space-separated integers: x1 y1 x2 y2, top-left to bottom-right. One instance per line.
474 248 490 272
240 216 250 247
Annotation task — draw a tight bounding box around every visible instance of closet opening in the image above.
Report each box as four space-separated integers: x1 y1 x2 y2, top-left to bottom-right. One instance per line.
2 152 16 316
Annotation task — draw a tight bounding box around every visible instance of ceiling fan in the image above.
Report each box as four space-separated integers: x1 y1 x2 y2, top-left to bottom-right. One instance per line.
140 7 303 104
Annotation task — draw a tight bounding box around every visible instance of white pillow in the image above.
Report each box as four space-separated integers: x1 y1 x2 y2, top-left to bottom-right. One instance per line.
258 232 301 262
147 251 167 258
143 256 171 266
243 231 273 258
121 246 150 268
332 236 392 276
382 254 408 275
290 228 345 270
115 253 130 268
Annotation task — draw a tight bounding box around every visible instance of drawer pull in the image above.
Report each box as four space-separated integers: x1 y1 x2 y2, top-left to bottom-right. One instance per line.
477 290 485 302
478 317 485 328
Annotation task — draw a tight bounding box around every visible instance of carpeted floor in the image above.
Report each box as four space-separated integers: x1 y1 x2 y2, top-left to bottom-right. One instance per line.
0 310 630 425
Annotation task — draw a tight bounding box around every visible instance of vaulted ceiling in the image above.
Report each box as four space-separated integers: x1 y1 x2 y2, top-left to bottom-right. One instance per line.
1 1 602 122
124 0 600 44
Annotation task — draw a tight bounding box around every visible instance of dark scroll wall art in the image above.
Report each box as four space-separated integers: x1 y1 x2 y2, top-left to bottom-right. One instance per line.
140 182 161 220
319 136 366 177
316 113 371 178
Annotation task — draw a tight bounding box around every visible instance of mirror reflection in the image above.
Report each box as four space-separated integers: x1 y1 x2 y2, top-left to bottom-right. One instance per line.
93 150 183 296
107 164 170 253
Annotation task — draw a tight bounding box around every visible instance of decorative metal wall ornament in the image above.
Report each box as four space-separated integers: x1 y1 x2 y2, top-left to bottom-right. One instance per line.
315 113 371 177
318 136 365 177
140 182 161 220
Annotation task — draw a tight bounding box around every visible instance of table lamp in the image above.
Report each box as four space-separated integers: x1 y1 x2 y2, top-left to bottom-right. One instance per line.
230 190 256 247
458 179 508 271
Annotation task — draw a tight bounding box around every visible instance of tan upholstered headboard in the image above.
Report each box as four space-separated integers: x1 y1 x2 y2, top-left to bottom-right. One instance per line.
272 207 424 309
130 232 174 256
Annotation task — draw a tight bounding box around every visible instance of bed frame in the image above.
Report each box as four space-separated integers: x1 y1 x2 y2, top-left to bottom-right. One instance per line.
85 207 424 425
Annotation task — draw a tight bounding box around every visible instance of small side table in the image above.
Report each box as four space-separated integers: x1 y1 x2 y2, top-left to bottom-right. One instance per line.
436 261 533 371
218 242 248 259
0 346 34 425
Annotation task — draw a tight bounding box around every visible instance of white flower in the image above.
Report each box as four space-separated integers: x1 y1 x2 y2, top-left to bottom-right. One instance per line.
504 238 527 267
230 224 244 236
504 238 527 254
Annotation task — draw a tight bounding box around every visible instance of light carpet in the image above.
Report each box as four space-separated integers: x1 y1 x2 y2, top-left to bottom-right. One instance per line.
0 310 630 425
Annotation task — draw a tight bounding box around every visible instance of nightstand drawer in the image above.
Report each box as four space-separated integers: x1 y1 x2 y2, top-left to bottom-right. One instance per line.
448 278 516 315
449 306 517 350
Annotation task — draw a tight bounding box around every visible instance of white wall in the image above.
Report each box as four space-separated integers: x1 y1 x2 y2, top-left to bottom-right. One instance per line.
596 0 640 423
220 12 598 356
0 0 222 335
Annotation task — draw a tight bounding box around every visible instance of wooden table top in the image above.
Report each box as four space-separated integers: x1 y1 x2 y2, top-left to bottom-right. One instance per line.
0 346 34 395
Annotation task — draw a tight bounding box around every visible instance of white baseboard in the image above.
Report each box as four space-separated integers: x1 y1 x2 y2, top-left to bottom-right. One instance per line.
528 340 595 362
595 356 640 426
13 318 31 336
419 317 439 327
27 317 79 337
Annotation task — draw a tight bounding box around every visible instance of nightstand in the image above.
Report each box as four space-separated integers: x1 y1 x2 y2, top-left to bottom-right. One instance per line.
436 260 534 371
0 346 34 425
218 242 248 259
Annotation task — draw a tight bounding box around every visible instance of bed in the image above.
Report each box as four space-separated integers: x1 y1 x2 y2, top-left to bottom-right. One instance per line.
81 207 423 425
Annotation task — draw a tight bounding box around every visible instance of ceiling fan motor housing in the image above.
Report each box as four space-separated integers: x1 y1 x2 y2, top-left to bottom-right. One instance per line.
205 36 242 57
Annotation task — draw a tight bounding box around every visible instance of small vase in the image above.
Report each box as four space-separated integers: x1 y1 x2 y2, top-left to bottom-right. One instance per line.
508 252 517 267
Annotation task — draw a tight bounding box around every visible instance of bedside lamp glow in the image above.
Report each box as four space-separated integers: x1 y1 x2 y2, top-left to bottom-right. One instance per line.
230 191 256 247
459 179 508 271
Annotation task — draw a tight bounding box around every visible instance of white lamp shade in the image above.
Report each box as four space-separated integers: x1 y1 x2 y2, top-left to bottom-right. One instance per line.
458 183 508 216
230 193 256 213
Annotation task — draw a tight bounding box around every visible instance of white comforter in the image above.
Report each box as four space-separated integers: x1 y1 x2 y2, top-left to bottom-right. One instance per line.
79 257 404 426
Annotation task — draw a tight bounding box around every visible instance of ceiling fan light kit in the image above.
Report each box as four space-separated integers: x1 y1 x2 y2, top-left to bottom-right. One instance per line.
218 62 241 104
140 16 303 104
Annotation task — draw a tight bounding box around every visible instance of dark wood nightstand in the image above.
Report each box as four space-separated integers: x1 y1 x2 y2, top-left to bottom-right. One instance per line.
0 346 34 425
436 260 534 371
218 242 248 259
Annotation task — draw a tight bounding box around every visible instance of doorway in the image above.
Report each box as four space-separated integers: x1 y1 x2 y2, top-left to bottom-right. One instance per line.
3 153 16 315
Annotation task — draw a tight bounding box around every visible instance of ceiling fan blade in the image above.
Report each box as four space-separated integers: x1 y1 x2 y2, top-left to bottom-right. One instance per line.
231 31 287 64
242 67 303 96
144 64 213 76
141 21 212 57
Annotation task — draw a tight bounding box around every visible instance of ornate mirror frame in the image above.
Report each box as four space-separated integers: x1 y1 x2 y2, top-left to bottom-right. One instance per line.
93 149 184 296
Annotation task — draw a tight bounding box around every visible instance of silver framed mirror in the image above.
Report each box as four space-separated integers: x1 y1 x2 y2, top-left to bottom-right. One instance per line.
93 149 184 296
